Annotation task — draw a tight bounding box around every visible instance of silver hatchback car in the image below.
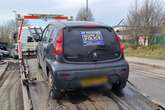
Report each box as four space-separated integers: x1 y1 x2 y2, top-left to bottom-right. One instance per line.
37 21 129 99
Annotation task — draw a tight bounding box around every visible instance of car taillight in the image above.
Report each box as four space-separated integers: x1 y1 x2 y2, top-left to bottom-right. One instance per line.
120 43 124 55
59 73 70 80
52 29 64 55
115 34 124 55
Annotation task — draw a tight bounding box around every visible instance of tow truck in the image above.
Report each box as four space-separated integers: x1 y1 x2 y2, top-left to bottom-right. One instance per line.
16 14 70 57
16 14 165 110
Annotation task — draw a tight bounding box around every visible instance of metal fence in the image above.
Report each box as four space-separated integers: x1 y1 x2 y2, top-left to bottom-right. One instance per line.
151 36 165 45
123 36 165 45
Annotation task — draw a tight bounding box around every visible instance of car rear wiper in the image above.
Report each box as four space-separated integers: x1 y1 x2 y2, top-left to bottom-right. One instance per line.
87 47 106 57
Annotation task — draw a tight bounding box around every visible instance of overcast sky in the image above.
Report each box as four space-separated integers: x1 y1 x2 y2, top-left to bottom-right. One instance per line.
0 0 164 26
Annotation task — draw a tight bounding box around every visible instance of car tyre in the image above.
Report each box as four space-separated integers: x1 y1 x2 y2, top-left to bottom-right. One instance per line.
112 80 127 92
51 87 63 100
48 71 62 99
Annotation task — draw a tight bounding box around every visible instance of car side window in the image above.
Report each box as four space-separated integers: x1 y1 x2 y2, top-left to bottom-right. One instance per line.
42 27 49 42
48 26 58 43
42 25 52 42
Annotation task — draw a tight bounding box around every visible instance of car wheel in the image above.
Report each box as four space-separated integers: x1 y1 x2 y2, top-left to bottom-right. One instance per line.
112 80 127 92
48 71 62 99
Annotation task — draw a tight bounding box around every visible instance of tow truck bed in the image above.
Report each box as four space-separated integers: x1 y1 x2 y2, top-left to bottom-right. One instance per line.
20 58 162 110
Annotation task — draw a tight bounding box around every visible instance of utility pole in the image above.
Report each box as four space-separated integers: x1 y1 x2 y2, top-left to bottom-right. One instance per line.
12 10 18 34
86 0 88 20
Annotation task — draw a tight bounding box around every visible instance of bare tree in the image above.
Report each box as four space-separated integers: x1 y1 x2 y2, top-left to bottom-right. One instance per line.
126 0 163 45
76 7 94 21
0 20 17 43
160 13 165 35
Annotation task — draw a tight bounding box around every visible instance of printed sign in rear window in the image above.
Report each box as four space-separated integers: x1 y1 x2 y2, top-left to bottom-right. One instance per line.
80 31 104 46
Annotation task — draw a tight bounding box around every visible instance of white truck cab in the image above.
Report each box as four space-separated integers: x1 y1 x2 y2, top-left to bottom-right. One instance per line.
20 26 42 55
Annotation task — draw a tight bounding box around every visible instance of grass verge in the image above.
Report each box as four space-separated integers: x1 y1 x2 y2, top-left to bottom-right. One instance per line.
124 44 165 60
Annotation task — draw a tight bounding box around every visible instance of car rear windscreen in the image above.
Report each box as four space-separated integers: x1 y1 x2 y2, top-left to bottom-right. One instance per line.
63 27 121 62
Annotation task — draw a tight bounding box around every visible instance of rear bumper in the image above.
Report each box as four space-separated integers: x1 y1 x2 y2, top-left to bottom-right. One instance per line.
50 59 129 90
55 71 128 90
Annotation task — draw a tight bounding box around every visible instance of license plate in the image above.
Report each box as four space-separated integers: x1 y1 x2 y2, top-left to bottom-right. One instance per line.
80 76 108 87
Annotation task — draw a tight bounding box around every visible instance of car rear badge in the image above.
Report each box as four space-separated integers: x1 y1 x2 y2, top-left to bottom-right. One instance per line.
93 52 98 58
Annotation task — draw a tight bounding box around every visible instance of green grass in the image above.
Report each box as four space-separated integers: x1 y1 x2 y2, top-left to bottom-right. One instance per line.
124 44 165 60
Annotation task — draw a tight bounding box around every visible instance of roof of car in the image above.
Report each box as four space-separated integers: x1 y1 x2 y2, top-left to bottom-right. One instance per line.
51 21 108 27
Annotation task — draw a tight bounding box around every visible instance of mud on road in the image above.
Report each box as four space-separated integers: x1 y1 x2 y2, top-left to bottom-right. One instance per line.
0 62 23 110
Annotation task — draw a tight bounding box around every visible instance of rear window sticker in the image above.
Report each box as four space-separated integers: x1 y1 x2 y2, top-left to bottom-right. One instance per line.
80 31 105 46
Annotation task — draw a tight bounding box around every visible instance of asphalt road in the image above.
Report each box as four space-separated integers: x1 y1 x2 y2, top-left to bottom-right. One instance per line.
129 63 165 106
0 62 23 110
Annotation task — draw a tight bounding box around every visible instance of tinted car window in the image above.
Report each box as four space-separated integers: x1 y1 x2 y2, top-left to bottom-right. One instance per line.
64 27 120 62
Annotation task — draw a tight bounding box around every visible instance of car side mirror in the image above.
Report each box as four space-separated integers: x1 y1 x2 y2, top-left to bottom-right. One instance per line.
116 30 120 33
